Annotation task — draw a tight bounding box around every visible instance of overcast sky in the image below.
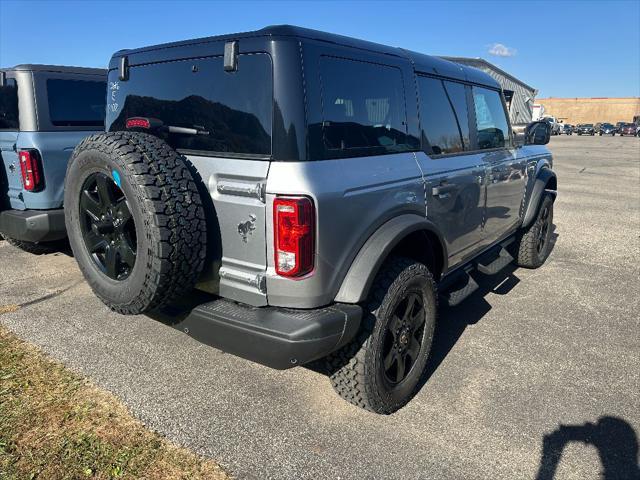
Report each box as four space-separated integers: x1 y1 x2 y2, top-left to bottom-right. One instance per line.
1 0 639 98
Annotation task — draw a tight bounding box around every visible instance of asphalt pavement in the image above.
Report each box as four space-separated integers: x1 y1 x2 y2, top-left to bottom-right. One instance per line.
1 135 639 479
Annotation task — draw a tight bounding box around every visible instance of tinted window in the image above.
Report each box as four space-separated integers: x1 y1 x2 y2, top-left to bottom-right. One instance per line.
418 76 464 154
47 79 106 127
107 54 273 157
0 78 19 130
318 56 410 157
444 81 470 149
472 87 509 149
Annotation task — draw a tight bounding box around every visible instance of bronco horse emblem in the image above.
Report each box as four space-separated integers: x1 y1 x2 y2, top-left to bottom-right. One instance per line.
237 214 257 242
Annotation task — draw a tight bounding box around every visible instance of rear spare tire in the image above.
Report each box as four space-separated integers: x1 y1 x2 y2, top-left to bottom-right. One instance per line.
64 132 207 314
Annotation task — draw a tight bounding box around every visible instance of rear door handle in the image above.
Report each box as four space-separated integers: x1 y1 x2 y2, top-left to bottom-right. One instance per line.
432 184 457 197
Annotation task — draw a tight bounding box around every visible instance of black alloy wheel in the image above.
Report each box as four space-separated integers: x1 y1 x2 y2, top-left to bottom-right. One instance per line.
79 172 136 280
536 204 552 255
381 292 427 384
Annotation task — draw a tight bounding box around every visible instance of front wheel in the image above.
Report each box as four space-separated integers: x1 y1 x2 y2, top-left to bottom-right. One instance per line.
513 194 554 269
326 257 437 414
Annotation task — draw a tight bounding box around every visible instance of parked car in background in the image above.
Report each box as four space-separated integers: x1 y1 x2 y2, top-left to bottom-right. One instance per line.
576 124 595 135
0 65 106 253
618 123 638 136
62 25 557 414
562 124 574 135
541 116 562 135
598 123 617 136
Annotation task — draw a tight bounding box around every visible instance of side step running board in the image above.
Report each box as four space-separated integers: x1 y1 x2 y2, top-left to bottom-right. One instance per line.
442 271 479 307
439 238 516 307
476 247 514 276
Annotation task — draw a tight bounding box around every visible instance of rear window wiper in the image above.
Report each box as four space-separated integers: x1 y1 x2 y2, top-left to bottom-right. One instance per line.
125 117 210 136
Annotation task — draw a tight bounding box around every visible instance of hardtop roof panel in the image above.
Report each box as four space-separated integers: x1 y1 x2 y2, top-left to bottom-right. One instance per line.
108 24 500 89
1 64 106 75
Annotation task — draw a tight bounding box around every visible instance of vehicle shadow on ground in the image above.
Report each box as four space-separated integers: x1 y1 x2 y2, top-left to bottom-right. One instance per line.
419 225 559 388
421 263 518 384
147 225 559 398
535 416 640 480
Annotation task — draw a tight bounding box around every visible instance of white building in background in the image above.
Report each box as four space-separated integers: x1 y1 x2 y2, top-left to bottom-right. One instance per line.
532 104 545 121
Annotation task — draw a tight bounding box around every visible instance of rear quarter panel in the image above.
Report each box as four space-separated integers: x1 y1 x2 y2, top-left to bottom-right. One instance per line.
10 131 102 210
265 153 425 308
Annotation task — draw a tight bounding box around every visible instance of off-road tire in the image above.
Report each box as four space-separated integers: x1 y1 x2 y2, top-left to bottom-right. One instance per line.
64 132 207 315
326 256 437 414
513 193 554 269
2 236 57 255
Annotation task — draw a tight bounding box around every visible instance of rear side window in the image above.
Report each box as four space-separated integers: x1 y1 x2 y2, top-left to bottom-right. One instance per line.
0 78 19 130
107 54 273 157
472 87 509 149
444 81 470 148
318 56 410 158
47 79 106 127
418 76 467 154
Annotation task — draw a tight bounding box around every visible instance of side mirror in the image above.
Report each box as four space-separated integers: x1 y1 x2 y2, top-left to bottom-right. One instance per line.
525 121 551 145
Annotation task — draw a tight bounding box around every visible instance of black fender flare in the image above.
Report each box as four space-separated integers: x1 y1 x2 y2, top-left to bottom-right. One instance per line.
334 214 447 304
522 167 557 228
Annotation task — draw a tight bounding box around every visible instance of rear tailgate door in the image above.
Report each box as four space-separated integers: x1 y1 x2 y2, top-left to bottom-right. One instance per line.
106 52 274 306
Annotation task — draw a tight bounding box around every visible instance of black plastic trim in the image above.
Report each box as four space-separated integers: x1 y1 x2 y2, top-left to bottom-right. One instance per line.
170 299 362 369
522 168 557 228
0 208 66 242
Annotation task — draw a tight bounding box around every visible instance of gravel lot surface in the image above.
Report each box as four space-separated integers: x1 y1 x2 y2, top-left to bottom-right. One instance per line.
1 135 639 479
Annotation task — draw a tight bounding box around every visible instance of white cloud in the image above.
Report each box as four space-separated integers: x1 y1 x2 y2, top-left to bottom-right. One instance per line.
488 43 517 57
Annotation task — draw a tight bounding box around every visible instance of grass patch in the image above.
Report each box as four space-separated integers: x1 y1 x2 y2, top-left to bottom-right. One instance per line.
0 326 230 479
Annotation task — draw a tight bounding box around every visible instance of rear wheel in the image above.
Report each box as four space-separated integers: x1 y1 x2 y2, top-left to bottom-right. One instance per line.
64 132 207 314
326 257 436 414
513 194 554 268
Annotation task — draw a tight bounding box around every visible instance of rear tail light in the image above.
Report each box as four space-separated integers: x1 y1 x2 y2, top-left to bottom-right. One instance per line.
19 150 43 192
273 196 315 277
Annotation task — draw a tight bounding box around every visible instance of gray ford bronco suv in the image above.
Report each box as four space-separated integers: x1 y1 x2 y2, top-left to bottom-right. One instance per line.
0 65 106 252
64 26 556 414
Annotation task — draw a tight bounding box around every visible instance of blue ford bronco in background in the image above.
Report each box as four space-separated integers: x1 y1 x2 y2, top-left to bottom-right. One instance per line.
63 26 556 414
0 65 106 252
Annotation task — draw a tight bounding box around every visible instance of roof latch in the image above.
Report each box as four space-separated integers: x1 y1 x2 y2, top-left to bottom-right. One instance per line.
224 41 238 72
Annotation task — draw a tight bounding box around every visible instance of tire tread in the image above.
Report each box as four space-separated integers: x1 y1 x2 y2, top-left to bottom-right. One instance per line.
67 132 207 314
326 256 436 414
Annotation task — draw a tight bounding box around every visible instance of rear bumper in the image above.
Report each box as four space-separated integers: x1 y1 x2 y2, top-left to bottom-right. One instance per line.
166 299 362 369
0 208 66 242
